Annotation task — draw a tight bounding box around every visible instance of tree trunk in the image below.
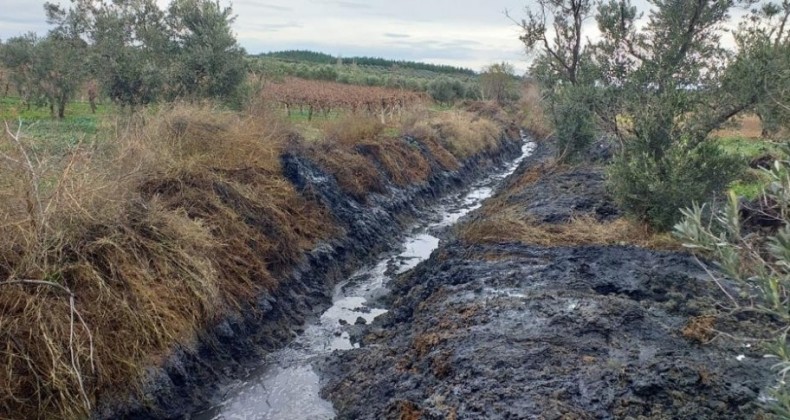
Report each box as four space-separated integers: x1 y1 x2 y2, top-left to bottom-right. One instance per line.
58 94 67 119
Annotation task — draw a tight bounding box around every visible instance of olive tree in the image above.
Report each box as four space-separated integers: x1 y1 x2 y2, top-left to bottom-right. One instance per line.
598 0 786 229
479 62 520 104
739 1 790 137
0 31 88 119
0 34 38 108
511 0 599 161
518 0 788 228
428 77 465 106
166 0 246 101
42 0 247 107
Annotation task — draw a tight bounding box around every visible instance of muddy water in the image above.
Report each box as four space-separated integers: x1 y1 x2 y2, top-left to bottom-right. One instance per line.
195 136 536 420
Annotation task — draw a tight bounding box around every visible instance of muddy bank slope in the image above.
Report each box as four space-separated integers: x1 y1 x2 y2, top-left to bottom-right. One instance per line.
95 125 524 418
320 140 776 419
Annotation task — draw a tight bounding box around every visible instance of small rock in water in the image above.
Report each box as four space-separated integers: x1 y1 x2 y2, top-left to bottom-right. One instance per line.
339 319 349 326
355 317 367 325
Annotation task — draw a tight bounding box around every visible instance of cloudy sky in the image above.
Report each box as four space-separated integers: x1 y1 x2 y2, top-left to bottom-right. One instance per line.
1 0 750 74
0 0 539 73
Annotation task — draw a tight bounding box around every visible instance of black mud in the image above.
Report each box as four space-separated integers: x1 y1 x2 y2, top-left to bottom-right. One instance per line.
319 141 777 419
95 135 523 419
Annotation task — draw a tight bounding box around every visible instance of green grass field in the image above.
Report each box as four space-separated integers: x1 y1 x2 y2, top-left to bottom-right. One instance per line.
715 135 784 200
1 96 112 153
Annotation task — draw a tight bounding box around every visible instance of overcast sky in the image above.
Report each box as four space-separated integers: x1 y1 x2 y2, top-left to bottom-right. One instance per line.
1 0 750 74
0 0 539 73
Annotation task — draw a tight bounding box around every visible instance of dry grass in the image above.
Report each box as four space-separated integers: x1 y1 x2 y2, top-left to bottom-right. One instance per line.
301 108 511 200
317 114 432 189
713 114 765 139
355 137 432 187
404 109 503 161
0 103 336 419
518 81 553 140
681 315 717 343
459 211 680 250
297 138 386 200
461 158 679 250
321 114 386 145
0 99 519 418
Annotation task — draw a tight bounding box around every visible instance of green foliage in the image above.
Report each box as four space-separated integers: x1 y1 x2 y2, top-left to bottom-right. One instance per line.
717 135 780 158
0 30 89 119
512 0 594 85
258 49 476 76
36 0 246 107
733 1 790 137
479 62 520 104
246 52 482 99
675 154 790 414
595 0 785 230
552 84 597 161
610 139 743 231
86 0 170 107
730 179 765 200
520 0 788 229
166 0 246 100
427 77 465 105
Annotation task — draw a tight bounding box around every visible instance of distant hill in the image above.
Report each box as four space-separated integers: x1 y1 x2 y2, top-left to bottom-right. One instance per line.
256 50 477 76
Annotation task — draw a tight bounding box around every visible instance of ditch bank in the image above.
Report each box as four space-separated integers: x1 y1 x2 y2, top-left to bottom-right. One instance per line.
319 140 778 419
94 124 525 418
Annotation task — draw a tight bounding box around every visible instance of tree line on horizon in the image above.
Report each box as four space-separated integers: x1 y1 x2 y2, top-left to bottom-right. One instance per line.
256 49 477 76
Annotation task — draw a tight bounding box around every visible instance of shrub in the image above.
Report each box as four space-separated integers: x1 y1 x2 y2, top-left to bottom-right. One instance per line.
551 84 597 161
609 137 743 231
322 114 385 146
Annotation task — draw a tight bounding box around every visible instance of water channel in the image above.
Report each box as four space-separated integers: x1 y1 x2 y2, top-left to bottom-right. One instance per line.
196 135 536 420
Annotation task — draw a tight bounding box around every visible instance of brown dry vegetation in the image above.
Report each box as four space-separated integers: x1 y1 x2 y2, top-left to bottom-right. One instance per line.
0 100 515 418
459 164 679 251
517 82 553 140
295 106 513 201
404 107 505 161
713 114 766 139
459 212 679 250
0 104 340 418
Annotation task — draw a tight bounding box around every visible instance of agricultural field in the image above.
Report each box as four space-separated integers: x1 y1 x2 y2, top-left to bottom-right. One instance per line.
261 77 427 122
0 96 111 153
251 50 479 88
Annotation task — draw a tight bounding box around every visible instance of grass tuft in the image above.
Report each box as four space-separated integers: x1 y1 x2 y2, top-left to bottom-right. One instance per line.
458 212 679 250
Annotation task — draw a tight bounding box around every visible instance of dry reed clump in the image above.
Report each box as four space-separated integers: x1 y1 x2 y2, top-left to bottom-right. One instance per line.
322 115 385 146
299 139 386 200
518 82 553 140
459 210 679 250
462 100 510 125
354 136 432 187
400 107 459 171
0 103 336 419
300 112 456 199
404 109 503 161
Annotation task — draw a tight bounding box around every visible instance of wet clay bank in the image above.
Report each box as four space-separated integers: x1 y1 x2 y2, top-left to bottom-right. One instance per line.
320 140 777 419
97 120 525 418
